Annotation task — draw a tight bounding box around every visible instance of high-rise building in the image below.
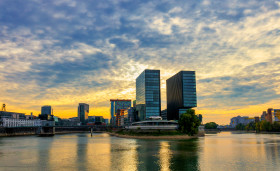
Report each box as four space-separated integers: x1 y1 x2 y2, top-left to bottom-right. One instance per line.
266 108 273 123
136 69 161 120
41 105 52 115
261 111 266 121
78 103 89 124
161 109 167 120
166 71 197 120
110 99 131 125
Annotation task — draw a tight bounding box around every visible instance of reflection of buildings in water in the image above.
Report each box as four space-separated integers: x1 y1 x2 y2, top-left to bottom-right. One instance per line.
158 141 172 171
264 135 280 168
12 137 41 168
76 134 88 170
48 135 78 170
169 139 200 170
37 137 55 170
110 138 138 171
137 141 161 170
87 133 111 171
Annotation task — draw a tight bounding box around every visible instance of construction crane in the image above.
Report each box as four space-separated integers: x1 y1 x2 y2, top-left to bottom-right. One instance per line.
2 104 6 111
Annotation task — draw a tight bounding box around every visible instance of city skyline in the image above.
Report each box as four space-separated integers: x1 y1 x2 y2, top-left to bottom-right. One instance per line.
1 0 280 124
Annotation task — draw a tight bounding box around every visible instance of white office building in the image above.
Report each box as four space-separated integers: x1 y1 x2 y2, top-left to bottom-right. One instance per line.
0 118 42 127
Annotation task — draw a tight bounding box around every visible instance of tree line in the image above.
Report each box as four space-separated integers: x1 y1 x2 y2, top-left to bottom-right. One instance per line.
236 121 280 132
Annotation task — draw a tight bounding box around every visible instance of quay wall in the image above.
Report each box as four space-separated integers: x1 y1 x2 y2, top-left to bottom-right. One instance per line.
0 126 111 137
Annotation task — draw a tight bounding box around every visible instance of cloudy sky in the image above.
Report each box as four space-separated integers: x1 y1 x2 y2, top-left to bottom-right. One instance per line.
0 0 280 124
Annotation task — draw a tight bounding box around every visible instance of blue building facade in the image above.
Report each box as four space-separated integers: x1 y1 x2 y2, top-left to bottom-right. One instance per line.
78 103 89 124
136 69 161 120
110 99 131 125
41 105 52 115
166 71 197 120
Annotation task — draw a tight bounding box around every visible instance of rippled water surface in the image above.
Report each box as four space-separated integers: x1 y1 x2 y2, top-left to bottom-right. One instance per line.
0 132 280 171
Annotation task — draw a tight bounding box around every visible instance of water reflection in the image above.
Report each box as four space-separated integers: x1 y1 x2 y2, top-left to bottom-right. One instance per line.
1 132 280 170
87 133 111 171
137 140 161 170
264 135 280 168
110 138 138 171
158 141 172 171
169 139 200 171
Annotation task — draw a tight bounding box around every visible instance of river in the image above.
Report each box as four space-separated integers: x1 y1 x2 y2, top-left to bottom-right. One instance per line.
0 132 280 171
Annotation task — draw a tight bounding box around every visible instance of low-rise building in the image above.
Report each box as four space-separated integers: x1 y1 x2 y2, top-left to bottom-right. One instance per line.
0 118 42 127
0 111 26 119
230 116 254 128
126 120 178 130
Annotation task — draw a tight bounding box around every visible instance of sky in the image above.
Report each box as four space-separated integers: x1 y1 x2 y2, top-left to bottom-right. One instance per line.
0 0 280 124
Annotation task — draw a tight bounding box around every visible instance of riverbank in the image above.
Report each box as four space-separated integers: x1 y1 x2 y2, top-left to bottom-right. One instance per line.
108 130 205 140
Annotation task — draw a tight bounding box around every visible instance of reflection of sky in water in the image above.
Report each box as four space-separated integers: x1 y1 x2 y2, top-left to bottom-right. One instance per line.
0 132 280 170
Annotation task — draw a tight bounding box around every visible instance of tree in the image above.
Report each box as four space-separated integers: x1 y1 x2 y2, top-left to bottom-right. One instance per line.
245 122 256 131
204 122 218 129
235 123 245 130
272 122 280 132
178 109 200 136
257 120 272 132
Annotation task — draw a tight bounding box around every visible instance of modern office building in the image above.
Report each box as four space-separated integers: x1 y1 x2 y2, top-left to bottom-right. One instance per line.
166 71 197 120
274 109 280 122
136 69 161 120
41 105 52 115
78 103 89 124
261 111 266 121
110 99 131 125
161 109 167 120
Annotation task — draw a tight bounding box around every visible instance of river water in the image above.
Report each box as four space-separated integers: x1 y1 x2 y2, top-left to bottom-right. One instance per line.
0 132 280 171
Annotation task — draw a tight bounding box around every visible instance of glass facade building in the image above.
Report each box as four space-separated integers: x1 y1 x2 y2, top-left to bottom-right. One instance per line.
110 99 131 118
136 69 161 120
110 99 131 125
78 103 89 124
166 71 197 120
41 106 52 115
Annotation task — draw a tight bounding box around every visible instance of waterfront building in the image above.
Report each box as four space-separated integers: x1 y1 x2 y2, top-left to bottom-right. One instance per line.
161 109 167 120
126 120 178 130
136 69 161 120
94 116 104 123
41 105 52 115
261 111 266 121
116 109 126 126
274 109 280 122
0 118 42 127
166 71 197 120
0 111 26 119
78 103 89 124
266 108 273 123
110 99 131 125
128 107 138 122
230 116 254 128
60 118 80 126
123 107 138 126
254 116 260 122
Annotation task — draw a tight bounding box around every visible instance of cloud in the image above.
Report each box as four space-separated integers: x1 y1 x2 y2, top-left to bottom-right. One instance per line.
0 0 280 123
